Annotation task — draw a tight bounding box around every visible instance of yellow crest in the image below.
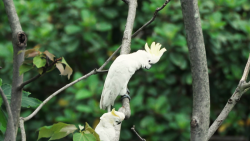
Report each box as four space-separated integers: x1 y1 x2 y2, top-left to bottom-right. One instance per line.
111 108 119 117
145 42 167 56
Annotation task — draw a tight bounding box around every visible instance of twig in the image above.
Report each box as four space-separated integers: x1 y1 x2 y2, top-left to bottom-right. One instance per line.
19 118 26 141
207 54 250 139
131 125 146 141
132 0 171 38
18 58 62 89
0 87 15 141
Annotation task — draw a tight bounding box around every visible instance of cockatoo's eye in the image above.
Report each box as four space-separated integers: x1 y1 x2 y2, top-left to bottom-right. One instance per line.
148 60 151 63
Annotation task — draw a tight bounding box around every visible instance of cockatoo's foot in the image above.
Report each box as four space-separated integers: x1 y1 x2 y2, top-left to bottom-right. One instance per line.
121 94 131 101
127 88 130 94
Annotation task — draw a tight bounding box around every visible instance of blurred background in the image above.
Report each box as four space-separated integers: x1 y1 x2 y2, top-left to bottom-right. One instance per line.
0 0 250 140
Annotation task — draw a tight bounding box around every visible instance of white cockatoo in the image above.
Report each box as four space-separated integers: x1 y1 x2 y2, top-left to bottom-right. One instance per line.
100 42 166 111
95 109 125 141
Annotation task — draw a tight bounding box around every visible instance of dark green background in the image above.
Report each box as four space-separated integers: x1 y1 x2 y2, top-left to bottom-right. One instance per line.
0 0 250 140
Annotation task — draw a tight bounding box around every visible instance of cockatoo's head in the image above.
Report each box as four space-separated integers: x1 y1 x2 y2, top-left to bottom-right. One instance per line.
100 109 125 126
145 42 167 64
136 42 166 69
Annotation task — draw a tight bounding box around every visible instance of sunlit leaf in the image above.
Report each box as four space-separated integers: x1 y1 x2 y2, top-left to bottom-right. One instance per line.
62 66 73 79
0 78 2 87
56 63 64 75
44 50 55 61
73 133 96 141
37 122 77 141
33 56 46 68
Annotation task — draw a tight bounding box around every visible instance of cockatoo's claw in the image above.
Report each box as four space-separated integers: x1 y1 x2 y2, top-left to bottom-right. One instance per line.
121 94 131 101
126 88 130 94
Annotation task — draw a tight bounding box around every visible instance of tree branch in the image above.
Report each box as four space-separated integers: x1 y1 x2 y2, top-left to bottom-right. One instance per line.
180 0 210 141
120 0 137 54
0 87 15 141
132 0 171 38
131 125 146 141
3 0 26 139
207 54 250 140
19 118 26 141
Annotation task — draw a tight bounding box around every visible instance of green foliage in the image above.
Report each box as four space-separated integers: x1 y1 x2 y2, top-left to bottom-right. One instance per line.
37 122 99 141
0 0 250 140
1 84 41 108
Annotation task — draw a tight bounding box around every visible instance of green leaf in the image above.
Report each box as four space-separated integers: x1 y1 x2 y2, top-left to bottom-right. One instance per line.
75 89 92 100
73 133 96 141
76 105 92 113
38 126 53 140
0 78 2 87
19 64 33 75
2 84 41 108
33 56 46 68
65 25 81 34
37 122 77 141
95 22 112 31
0 108 7 133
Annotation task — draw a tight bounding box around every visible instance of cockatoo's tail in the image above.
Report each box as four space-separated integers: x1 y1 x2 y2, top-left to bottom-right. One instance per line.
145 42 167 64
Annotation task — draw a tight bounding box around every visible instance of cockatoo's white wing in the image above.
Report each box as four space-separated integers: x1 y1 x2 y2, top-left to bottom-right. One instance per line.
100 55 135 110
95 124 114 141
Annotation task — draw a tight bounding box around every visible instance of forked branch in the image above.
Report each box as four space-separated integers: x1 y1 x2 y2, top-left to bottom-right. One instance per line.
207 54 250 139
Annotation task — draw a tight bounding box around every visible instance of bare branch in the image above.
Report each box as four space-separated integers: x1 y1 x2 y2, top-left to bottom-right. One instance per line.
19 74 41 89
132 0 171 38
22 69 95 121
207 55 250 139
120 0 137 54
131 125 146 141
241 54 250 81
0 87 15 141
19 118 26 141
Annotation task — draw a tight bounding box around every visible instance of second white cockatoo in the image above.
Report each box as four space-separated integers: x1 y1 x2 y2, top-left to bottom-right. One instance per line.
100 42 166 111
95 109 125 141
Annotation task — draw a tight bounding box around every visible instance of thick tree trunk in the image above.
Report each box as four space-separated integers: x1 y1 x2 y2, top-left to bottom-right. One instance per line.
180 0 210 141
3 0 26 140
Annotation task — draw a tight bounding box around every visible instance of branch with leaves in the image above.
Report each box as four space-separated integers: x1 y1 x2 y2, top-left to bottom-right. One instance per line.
18 45 73 89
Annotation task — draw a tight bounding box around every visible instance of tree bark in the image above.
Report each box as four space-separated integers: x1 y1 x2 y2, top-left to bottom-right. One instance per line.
3 0 26 140
180 0 210 141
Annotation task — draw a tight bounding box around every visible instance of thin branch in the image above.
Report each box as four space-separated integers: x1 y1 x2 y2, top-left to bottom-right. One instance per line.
207 55 250 140
0 87 15 141
18 58 62 89
19 74 41 89
241 54 250 81
19 118 26 141
131 125 146 141
132 0 171 38
23 69 95 121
